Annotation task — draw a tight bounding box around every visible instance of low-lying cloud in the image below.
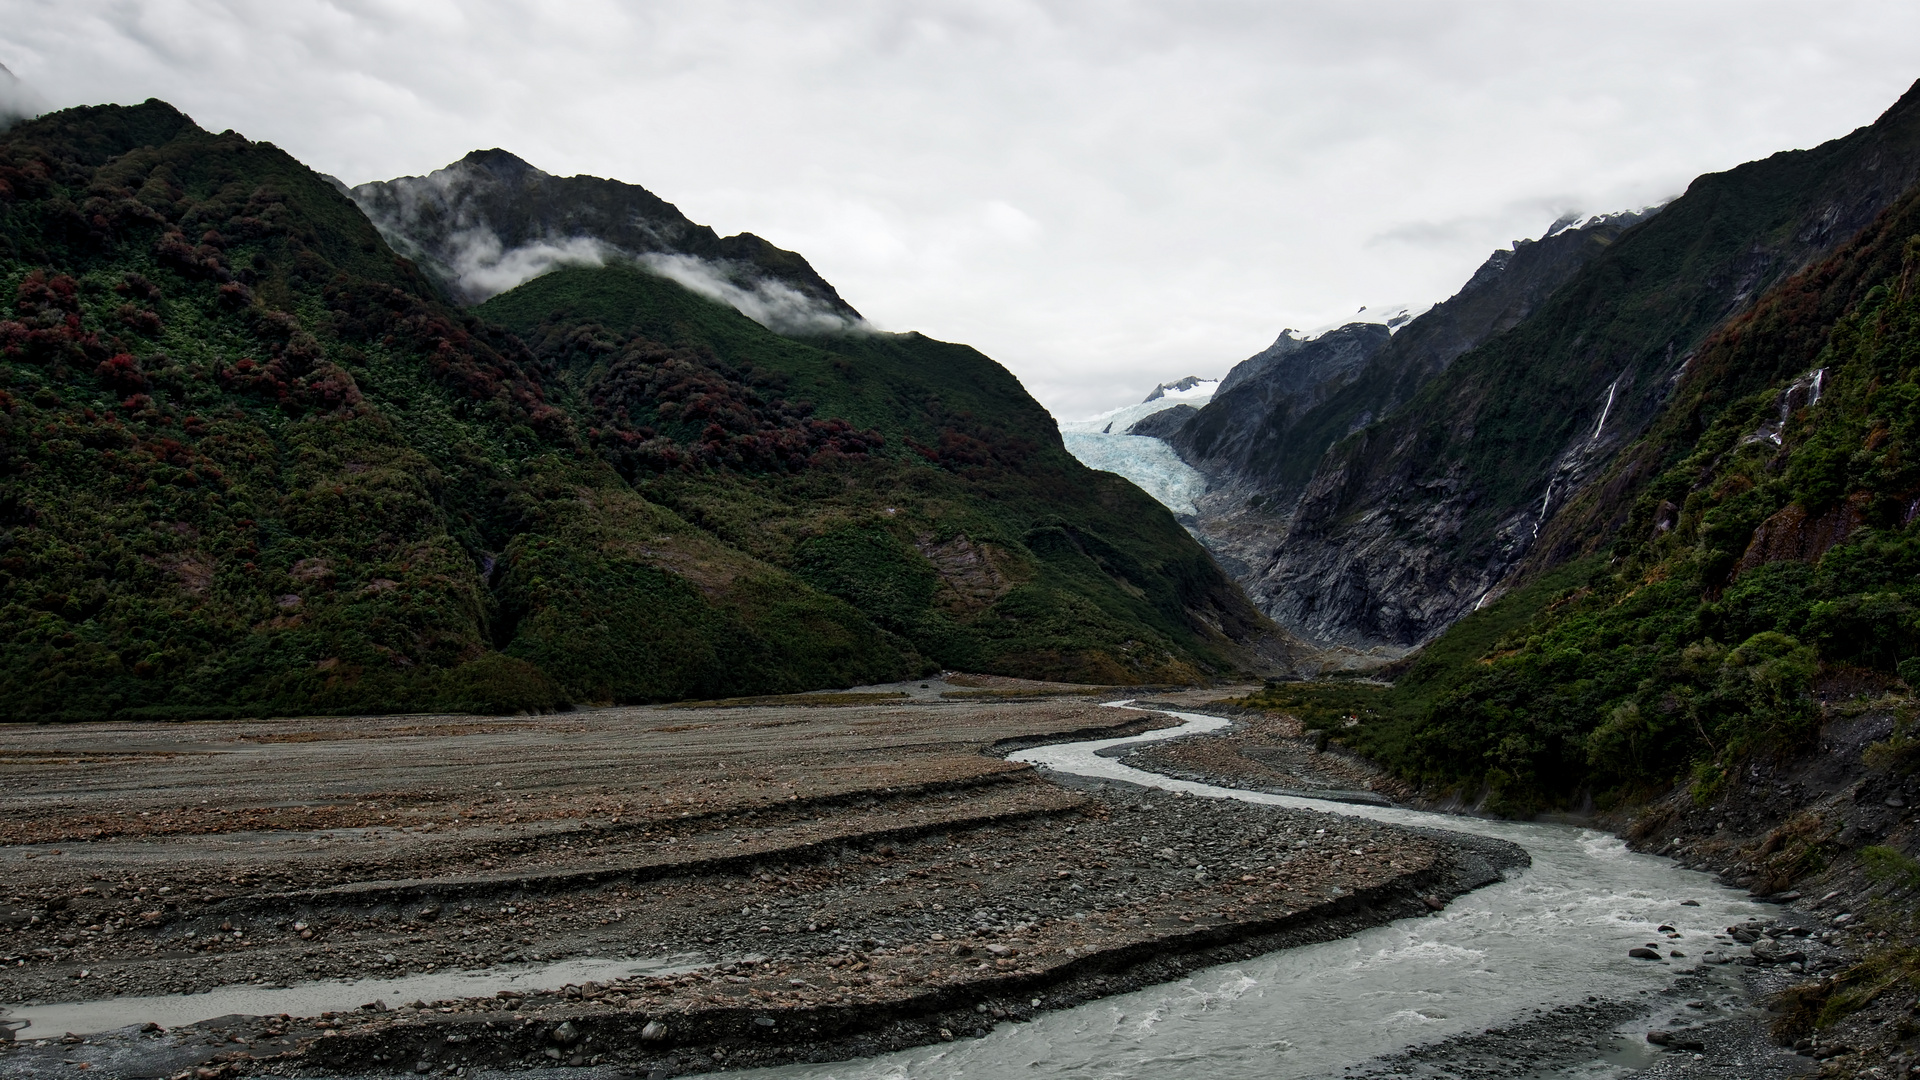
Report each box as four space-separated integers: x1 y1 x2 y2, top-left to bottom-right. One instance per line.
638 252 867 337
442 228 609 302
377 218 866 337
0 62 46 129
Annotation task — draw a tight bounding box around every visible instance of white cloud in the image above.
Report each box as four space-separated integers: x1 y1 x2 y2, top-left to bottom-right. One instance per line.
637 252 867 336
4 1 1918 415
443 229 609 301
0 61 45 125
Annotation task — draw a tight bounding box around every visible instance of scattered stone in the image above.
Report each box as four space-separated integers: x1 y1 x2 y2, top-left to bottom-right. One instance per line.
1646 1029 1705 1051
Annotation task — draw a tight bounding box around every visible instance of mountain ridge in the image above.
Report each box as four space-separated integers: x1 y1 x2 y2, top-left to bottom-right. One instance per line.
1177 80 1920 655
0 98 1279 720
348 149 859 331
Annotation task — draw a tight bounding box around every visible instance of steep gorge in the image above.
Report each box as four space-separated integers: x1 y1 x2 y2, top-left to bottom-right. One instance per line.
1169 81 1920 658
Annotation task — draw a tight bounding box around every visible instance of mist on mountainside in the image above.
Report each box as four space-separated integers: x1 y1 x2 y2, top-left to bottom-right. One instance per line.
0 63 46 130
637 252 867 335
349 149 864 335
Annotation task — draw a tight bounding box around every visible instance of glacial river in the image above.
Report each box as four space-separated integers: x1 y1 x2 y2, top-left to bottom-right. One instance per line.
710 703 1769 1080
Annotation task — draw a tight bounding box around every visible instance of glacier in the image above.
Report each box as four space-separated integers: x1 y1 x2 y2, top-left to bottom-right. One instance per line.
1057 379 1216 516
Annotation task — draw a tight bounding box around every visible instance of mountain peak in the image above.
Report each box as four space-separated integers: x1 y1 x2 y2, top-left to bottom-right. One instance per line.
1144 376 1213 402
351 153 861 326
458 147 545 182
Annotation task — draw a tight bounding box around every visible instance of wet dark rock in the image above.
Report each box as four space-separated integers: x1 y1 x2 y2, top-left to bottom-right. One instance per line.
1647 1029 1706 1052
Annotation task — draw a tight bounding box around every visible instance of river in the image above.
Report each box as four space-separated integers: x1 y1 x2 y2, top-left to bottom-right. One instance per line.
705 702 1769 1079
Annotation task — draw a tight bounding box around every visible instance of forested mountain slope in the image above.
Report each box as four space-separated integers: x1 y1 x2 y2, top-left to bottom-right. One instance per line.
1253 144 1920 818
0 100 1270 720
1217 82 1920 654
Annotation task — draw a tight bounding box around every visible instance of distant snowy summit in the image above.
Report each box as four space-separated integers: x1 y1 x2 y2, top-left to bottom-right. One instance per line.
1063 377 1218 437
1144 375 1216 402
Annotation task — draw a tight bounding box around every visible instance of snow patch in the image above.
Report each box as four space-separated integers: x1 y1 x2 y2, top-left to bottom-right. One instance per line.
1298 302 1430 341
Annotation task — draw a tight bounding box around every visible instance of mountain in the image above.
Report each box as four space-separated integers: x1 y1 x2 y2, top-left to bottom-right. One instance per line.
347 149 858 330
1395 172 1920 812
0 99 1274 720
1160 211 1653 605
1181 83 1920 655
1213 87 1920 1019
1257 141 1920 824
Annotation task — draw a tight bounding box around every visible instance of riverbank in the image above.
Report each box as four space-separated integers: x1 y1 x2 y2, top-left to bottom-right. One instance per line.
0 686 1523 1079
1123 702 1856 1077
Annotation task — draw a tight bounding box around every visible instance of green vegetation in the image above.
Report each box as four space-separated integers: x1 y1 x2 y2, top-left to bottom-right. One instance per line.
478 264 1263 686
0 101 1264 720
1256 85 1920 510
1239 182 1920 816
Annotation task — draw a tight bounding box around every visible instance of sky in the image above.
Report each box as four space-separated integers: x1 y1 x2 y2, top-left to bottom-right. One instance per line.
3 2 1920 419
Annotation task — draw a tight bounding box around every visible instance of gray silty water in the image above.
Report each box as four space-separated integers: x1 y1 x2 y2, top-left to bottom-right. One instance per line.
705 703 1769 1079
2 954 703 1037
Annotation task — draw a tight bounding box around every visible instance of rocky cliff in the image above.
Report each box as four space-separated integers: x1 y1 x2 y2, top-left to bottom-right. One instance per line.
1194 80 1920 655
1169 321 1392 486
1156 210 1649 624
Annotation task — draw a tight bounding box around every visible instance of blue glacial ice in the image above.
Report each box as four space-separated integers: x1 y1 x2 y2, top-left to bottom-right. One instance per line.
1057 380 1215 516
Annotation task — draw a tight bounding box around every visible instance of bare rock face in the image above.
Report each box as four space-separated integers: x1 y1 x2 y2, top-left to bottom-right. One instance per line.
1126 404 1200 440
1165 211 1653 652
1176 79 1920 654
1168 321 1392 489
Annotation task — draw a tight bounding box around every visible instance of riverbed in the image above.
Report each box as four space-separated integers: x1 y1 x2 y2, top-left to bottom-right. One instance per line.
706 704 1791 1079
0 694 1811 1079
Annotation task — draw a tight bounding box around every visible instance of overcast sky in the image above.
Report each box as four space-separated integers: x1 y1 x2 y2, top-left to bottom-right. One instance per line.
4 2 1919 418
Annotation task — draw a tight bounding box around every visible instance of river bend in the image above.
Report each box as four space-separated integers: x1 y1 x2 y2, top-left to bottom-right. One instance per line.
711 702 1768 1079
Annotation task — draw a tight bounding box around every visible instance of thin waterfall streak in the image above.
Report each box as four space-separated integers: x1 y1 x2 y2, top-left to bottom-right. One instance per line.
1588 379 1619 446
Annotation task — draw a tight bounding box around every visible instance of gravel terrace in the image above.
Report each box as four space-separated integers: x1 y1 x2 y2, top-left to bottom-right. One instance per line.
0 684 1521 1078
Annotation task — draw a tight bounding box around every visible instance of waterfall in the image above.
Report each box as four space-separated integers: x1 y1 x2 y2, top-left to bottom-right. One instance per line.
1587 377 1619 447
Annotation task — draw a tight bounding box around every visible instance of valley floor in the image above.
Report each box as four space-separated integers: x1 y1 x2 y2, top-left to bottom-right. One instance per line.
0 683 1499 1078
